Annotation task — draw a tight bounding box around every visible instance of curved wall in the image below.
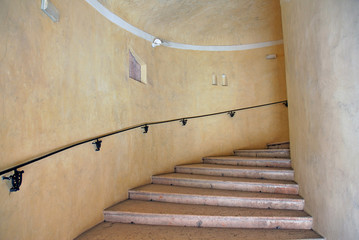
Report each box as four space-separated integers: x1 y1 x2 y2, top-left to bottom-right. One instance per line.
0 0 288 239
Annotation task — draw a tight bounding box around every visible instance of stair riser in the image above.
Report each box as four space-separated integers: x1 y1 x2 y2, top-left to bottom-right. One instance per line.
175 167 294 181
235 152 290 158
129 192 304 210
104 213 313 230
203 159 291 168
152 177 299 195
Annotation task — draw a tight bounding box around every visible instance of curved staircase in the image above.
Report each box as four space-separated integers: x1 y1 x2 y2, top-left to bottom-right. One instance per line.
76 142 324 239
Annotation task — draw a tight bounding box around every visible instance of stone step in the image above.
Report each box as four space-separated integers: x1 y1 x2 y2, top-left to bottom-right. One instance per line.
104 200 313 229
129 184 304 210
235 149 290 158
75 222 324 240
267 141 290 149
175 164 294 181
203 156 291 168
152 173 299 195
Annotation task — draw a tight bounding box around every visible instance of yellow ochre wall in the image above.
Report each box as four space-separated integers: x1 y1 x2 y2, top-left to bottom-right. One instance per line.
0 0 288 239
281 0 359 239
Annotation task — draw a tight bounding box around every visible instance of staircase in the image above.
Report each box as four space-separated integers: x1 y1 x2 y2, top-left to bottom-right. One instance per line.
76 142 324 239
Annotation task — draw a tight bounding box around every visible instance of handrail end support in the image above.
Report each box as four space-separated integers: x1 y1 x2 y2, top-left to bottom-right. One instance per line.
2 169 24 192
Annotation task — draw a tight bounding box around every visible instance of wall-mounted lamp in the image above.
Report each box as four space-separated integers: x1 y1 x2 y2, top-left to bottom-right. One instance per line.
41 0 59 22
266 54 277 60
152 38 163 48
221 74 228 86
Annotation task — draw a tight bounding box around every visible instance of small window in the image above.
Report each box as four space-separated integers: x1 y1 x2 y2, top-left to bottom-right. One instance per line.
129 49 147 84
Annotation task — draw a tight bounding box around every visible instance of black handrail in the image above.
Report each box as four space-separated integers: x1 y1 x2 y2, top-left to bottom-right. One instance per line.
1 100 287 191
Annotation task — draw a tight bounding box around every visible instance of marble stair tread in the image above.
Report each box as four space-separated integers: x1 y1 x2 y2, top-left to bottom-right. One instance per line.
175 163 294 180
203 155 291 168
75 222 324 240
267 141 290 149
235 149 290 158
104 200 313 229
152 173 299 194
235 149 290 152
267 141 290 145
106 200 309 217
129 184 304 210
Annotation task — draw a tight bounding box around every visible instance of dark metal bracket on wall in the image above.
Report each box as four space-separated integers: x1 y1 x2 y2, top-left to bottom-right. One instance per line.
0 100 288 192
180 119 188 126
228 111 236 117
92 139 102 151
142 125 149 133
2 169 24 192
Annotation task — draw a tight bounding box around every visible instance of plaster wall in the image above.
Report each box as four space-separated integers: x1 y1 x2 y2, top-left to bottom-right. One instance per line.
281 0 359 239
0 0 288 239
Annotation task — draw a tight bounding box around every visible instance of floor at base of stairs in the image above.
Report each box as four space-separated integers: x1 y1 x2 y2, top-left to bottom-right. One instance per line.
75 222 324 240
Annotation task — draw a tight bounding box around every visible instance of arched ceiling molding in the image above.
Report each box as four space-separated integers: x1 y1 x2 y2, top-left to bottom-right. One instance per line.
85 0 283 51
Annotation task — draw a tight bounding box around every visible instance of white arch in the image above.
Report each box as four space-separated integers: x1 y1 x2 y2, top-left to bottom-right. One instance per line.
85 0 283 51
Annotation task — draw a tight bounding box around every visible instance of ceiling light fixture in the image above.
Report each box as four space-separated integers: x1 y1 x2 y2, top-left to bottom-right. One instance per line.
152 38 163 48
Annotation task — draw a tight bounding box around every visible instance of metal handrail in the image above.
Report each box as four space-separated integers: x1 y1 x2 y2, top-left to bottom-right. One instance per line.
1 100 287 191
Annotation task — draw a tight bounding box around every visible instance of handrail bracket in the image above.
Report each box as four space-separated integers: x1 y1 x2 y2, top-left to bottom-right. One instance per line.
92 139 102 151
228 111 236 117
180 119 188 126
142 125 149 134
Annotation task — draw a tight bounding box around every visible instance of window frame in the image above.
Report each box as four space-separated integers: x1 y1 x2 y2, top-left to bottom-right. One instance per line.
128 47 147 84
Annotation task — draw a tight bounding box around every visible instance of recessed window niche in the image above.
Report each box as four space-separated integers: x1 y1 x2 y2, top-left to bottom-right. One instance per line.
129 48 147 84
